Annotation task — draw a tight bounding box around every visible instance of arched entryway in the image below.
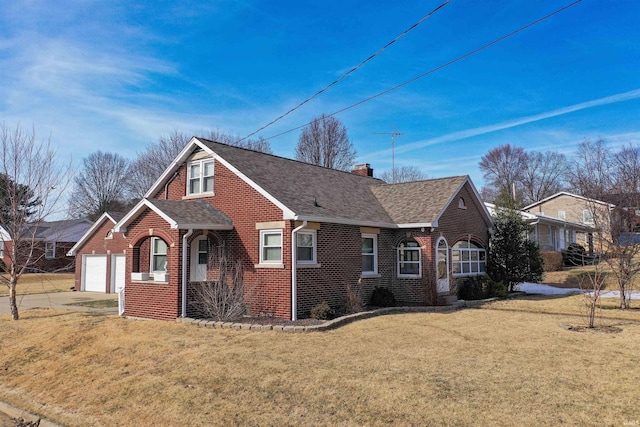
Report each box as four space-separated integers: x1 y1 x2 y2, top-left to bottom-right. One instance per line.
436 237 450 294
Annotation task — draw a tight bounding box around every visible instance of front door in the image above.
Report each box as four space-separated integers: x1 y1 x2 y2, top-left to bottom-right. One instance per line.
436 237 450 294
190 236 209 281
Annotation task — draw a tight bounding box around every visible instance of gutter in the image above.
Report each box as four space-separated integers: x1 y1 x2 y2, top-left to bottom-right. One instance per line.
290 220 307 321
181 229 194 318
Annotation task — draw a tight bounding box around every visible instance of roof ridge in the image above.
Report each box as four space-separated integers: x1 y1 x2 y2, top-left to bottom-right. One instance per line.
372 175 467 187
197 137 383 182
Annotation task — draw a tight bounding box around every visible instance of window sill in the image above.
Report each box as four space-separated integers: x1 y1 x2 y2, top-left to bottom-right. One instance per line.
453 273 484 277
361 273 381 278
398 275 421 279
182 192 214 200
297 263 321 269
130 280 170 284
255 263 285 269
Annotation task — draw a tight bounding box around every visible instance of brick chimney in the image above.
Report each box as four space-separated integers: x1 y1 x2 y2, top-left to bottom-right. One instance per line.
351 163 373 177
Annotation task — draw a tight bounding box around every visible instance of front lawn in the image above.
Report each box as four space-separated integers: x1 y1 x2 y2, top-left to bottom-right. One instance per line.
1 296 639 426
0 273 74 297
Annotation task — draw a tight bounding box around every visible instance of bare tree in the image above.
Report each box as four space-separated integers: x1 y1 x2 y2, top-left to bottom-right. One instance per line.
128 129 273 198
520 151 568 205
295 114 356 171
378 166 427 183
570 139 640 309
0 123 71 320
479 144 526 206
578 264 606 328
67 151 131 220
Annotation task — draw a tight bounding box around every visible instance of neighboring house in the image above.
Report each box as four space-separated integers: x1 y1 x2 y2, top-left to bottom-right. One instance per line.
74 138 493 321
485 203 595 252
523 192 614 253
1 218 93 272
67 212 127 292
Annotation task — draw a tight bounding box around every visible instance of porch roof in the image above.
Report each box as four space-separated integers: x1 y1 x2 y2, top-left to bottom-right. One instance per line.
115 199 233 231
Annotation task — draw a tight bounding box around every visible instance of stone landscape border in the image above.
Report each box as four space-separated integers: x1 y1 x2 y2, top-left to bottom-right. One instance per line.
175 300 503 332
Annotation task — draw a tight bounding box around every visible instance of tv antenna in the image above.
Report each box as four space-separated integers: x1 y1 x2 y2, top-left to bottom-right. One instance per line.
374 125 403 182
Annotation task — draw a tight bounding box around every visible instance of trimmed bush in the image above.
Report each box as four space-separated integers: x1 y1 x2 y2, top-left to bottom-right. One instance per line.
310 301 333 320
457 274 506 300
541 251 563 272
369 286 396 307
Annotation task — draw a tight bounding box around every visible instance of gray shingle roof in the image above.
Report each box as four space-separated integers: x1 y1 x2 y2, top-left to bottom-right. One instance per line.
198 139 395 224
146 199 232 229
370 176 467 224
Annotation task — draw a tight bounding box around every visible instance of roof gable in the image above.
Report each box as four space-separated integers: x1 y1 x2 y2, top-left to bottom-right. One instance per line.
66 213 118 256
523 191 614 210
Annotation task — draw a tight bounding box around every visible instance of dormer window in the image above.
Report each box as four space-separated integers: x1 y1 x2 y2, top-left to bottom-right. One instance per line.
187 159 214 196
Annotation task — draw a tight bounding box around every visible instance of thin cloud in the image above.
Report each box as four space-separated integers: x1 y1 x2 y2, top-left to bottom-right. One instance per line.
365 89 640 160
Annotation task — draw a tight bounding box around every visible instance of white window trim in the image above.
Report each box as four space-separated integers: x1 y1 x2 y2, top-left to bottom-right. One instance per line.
296 230 317 265
259 229 283 264
452 239 486 277
361 233 378 276
582 209 594 225
45 241 56 259
186 159 215 196
397 243 421 279
150 237 167 274
557 210 566 220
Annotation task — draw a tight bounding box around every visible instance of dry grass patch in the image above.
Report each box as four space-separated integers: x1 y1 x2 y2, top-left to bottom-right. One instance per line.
543 263 640 290
1 303 640 426
485 294 640 323
0 274 74 297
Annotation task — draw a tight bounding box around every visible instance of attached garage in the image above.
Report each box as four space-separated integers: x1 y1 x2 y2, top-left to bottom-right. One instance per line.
82 255 107 292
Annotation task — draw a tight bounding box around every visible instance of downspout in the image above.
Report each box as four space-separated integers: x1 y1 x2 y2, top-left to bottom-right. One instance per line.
291 220 307 321
181 229 194 318
164 171 180 199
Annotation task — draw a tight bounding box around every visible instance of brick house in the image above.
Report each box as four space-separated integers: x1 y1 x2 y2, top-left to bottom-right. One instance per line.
523 192 614 253
74 138 493 320
67 212 127 292
1 218 92 273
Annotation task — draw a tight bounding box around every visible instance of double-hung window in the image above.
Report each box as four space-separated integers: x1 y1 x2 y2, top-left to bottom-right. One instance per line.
451 239 486 276
187 159 214 196
361 234 378 275
582 209 594 225
397 239 421 278
296 231 317 264
151 237 167 273
260 230 282 264
45 242 56 259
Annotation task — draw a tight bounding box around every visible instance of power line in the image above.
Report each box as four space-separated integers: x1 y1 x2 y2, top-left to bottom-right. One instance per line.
260 0 584 142
237 0 452 143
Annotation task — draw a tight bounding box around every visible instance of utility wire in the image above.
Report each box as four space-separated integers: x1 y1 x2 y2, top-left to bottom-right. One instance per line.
238 0 452 143
260 0 584 142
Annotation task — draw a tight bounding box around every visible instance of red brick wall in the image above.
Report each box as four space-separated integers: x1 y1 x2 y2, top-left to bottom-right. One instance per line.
136 156 293 320
72 220 128 292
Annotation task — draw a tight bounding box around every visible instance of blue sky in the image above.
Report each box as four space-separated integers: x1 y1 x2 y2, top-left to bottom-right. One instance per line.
0 0 638 188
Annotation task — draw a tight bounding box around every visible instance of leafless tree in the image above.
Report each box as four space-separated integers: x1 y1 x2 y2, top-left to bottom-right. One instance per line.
188 242 247 320
520 151 568 206
295 114 356 171
128 129 273 198
479 144 526 206
0 123 71 320
378 166 427 183
570 139 640 309
67 151 131 220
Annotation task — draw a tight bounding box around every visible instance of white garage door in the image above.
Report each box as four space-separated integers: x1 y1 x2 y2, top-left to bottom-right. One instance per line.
83 255 107 292
110 254 126 293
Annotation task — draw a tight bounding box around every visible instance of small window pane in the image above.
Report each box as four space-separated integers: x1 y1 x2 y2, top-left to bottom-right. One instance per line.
264 233 281 246
297 233 313 247
479 262 486 272
198 253 208 264
362 255 374 272
198 240 207 251
297 247 313 261
154 239 167 254
453 262 461 274
400 262 419 275
471 263 479 273
462 263 470 273
264 247 282 261
362 237 373 254
471 251 478 261
203 161 214 176
189 178 200 194
203 176 214 192
154 255 167 272
462 251 470 261
190 164 200 177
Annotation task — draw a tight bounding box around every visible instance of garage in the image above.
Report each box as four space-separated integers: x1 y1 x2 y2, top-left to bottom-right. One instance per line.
82 255 107 292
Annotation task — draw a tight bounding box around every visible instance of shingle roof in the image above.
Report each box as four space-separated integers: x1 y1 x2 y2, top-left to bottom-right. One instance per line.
146 199 232 229
198 139 395 224
33 218 93 242
370 176 467 224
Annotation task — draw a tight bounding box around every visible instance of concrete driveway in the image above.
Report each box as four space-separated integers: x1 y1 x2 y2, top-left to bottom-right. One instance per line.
0 291 118 315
